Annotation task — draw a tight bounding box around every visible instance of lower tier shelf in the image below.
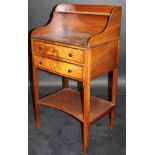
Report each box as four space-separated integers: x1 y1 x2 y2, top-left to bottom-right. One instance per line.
39 88 115 124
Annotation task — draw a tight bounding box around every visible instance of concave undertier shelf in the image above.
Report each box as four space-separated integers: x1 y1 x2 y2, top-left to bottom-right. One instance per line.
39 88 115 124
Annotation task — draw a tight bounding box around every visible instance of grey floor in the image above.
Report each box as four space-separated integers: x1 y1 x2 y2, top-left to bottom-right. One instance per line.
28 87 126 155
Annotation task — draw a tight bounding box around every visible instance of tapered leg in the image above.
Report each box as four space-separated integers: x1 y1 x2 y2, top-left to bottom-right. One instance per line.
32 65 40 128
110 68 118 130
83 49 91 153
83 80 90 153
62 77 69 88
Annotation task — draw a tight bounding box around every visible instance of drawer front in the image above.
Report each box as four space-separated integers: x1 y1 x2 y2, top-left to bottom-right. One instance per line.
33 56 83 80
32 41 84 63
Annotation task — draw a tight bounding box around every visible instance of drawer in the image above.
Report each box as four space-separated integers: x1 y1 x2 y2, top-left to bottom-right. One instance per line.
33 55 83 80
32 41 84 63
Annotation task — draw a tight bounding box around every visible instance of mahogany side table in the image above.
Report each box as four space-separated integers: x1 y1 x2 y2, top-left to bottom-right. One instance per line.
31 4 122 153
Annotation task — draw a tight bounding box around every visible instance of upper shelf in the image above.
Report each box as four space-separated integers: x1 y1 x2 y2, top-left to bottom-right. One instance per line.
31 4 122 48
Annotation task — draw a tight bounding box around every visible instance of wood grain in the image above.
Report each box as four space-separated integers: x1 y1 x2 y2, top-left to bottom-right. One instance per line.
83 48 91 153
91 40 119 80
33 55 83 81
52 12 109 34
88 7 122 47
32 59 40 128
55 4 113 15
31 5 121 48
32 30 93 48
32 37 86 50
39 88 115 124
32 41 84 63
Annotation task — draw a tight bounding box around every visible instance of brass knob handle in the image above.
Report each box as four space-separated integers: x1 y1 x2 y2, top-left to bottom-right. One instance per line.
39 61 42 64
68 53 73 57
68 69 72 73
39 46 42 50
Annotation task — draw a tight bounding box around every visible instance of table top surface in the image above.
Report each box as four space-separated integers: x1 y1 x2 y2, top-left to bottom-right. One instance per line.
32 31 94 47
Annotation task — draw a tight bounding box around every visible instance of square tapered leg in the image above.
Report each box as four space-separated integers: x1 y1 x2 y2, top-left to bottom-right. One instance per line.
110 68 118 130
32 65 40 128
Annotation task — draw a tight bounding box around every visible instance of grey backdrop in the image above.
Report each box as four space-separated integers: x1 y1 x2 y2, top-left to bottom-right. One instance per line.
28 0 126 96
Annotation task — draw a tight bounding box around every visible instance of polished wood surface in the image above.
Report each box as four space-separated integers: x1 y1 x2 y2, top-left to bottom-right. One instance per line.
50 12 109 34
110 68 118 130
31 4 122 153
32 40 84 63
32 61 40 128
39 88 115 124
32 31 93 47
91 40 119 80
88 7 122 47
83 48 91 152
33 55 83 81
31 4 121 48
55 4 113 15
